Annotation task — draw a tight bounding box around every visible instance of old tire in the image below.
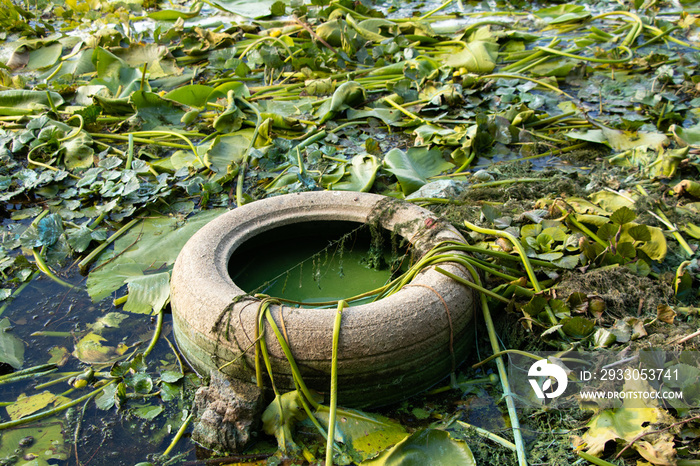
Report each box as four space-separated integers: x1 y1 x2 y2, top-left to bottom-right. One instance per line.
171 191 476 408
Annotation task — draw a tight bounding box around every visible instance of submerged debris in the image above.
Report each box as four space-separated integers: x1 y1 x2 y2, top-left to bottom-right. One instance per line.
191 370 263 454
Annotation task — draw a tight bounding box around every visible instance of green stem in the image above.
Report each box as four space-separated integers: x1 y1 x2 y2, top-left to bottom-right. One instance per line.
463 263 527 466
577 450 617 466
463 221 542 293
418 0 453 20
235 97 263 207
0 381 115 430
326 300 347 466
143 308 164 358
78 218 140 274
162 414 193 457
0 364 58 382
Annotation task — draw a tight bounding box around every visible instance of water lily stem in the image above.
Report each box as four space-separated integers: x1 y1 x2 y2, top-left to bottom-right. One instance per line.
0 381 115 430
235 97 263 207
144 308 164 358
326 300 347 466
463 221 542 292
162 413 193 457
78 218 140 274
464 263 527 466
649 209 694 257
419 0 454 20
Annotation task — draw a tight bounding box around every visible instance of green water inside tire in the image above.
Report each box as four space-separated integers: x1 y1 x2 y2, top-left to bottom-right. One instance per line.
228 221 401 306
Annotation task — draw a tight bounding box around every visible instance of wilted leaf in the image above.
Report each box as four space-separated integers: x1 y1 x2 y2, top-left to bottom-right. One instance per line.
318 81 366 124
582 379 670 456
672 180 700 198
620 223 667 262
262 390 307 454
72 332 117 364
443 41 497 73
363 429 476 466
656 304 675 324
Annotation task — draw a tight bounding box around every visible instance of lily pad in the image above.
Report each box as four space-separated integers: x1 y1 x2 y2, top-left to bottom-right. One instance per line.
332 155 379 192
384 147 454 195
0 422 68 464
0 317 24 369
86 210 225 301
124 272 170 315
363 429 476 465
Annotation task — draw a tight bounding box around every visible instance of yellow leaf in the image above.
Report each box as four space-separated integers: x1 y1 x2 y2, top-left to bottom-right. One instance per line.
633 435 676 466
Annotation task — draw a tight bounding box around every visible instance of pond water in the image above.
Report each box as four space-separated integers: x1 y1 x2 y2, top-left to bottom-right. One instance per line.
229 222 401 306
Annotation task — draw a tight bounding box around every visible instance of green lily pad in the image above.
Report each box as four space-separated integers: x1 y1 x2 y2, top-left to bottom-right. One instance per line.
0 422 68 465
363 429 476 466
384 147 454 195
212 0 288 18
124 271 170 315
313 407 408 461
332 154 379 192
130 91 190 130
0 317 24 369
0 90 64 116
86 210 225 302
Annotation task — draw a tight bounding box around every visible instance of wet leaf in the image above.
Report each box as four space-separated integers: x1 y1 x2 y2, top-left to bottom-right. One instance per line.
440 28 498 74
313 407 408 460
384 147 453 195
132 403 163 420
72 332 117 364
561 316 595 339
0 422 68 463
262 390 307 454
130 91 189 130
318 81 366 124
148 2 202 21
5 391 70 420
332 154 378 192
95 382 118 410
0 317 24 369
212 0 285 18
0 90 64 116
47 346 70 366
87 210 224 301
124 272 170 315
363 429 476 466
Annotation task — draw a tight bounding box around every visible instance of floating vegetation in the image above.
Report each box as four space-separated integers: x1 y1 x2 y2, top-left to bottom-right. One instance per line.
0 0 698 464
